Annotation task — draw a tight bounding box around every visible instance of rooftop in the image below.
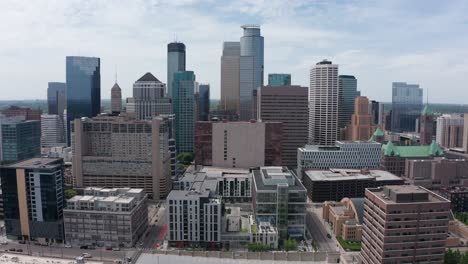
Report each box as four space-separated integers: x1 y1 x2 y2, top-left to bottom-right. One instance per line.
304 169 402 182
368 185 450 204
382 140 444 157
4 158 62 169
136 72 161 83
0 254 103 264
253 166 305 192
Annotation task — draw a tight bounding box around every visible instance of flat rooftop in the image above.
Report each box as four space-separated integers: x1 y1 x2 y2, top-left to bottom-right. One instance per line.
4 158 62 169
304 169 402 182
253 167 305 192
136 254 330 264
167 190 212 200
0 254 103 264
369 185 450 204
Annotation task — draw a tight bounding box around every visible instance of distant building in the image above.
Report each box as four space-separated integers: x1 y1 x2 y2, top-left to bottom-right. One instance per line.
369 100 383 125
1 118 40 162
194 121 282 168
338 75 360 133
72 115 171 200
220 42 241 116
436 114 464 149
64 187 148 248
47 82 66 116
1 106 41 121
167 42 186 98
66 56 100 145
173 71 196 153
347 96 377 141
110 82 122 114
132 72 172 120
197 84 210 121
267 74 291 86
391 82 423 132
361 185 450 264
297 141 382 179
323 198 364 242
0 158 65 242
380 140 445 176
309 60 339 145
252 167 306 240
303 169 403 202
257 85 308 167
405 158 468 189
439 187 468 212
420 104 435 145
40 114 65 148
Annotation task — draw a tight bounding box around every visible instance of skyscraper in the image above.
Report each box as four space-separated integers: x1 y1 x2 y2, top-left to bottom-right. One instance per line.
132 72 171 120
220 42 241 114
420 104 435 145
268 74 291 86
47 82 66 116
65 56 100 145
173 71 196 153
348 96 377 141
257 85 308 167
110 82 122 114
369 100 381 125
391 82 423 132
239 25 264 120
167 42 186 98
309 60 339 146
41 114 65 148
1 119 40 162
338 75 360 132
198 84 210 121
436 114 464 148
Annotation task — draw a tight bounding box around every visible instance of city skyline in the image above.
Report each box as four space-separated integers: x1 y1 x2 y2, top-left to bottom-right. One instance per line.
1 1 467 103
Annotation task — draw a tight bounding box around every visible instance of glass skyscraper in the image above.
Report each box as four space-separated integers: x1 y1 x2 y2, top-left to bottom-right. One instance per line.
391 82 423 132
173 71 195 153
65 56 100 145
338 75 360 131
47 82 66 115
167 42 186 98
1 119 40 162
198 84 210 121
268 73 291 86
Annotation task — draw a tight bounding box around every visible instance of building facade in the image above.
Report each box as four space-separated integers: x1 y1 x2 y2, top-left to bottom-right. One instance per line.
347 96 376 141
110 82 122 114
297 141 382 179
167 42 186 98
267 74 291 86
1 106 41 121
71 115 170 200
132 72 172 120
257 85 308 167
220 42 241 116
173 71 195 153
64 187 148 247
420 104 435 145
40 114 65 148
436 114 464 149
361 186 450 264
338 75 360 132
1 119 40 162
197 84 210 121
194 121 282 168
439 187 468 212
323 198 364 242
309 60 339 145
405 158 468 189
47 82 66 116
391 82 423 132
0 158 65 242
66 56 101 145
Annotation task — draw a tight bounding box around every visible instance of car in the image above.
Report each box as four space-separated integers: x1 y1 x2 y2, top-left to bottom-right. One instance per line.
8 248 16 252
64 244 72 248
80 245 88 249
112 247 120 251
105 246 112 251
0 241 8 245
82 253 92 258
18 241 26 244
16 249 23 252
88 246 96 250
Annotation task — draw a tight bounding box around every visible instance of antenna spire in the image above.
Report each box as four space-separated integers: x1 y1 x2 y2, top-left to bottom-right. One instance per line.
115 65 118 83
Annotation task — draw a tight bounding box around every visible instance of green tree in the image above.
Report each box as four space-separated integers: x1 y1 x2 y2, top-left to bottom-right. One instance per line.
177 152 194 166
283 238 297 252
64 189 78 199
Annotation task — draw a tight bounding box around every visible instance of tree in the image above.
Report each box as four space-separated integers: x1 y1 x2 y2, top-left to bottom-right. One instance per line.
177 152 194 166
283 238 297 252
65 189 78 199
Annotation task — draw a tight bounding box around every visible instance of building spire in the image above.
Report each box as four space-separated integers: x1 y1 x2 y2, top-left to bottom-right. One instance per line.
115 64 118 84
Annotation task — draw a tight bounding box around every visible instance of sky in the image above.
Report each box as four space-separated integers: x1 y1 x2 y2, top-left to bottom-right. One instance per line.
1 0 467 103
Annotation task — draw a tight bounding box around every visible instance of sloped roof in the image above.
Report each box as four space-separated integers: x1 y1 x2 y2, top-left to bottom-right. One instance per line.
382 140 444 157
137 72 161 82
111 83 121 91
422 104 433 115
373 127 384 137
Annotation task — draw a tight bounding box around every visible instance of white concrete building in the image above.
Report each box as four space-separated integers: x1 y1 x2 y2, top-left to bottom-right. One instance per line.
309 60 339 146
132 72 172 120
436 114 464 149
41 114 65 148
297 141 382 178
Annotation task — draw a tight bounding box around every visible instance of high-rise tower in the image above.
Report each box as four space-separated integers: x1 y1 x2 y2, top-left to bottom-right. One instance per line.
110 82 122 115
338 75 360 132
47 82 66 116
167 42 186 98
309 60 339 145
132 72 171 120
391 82 423 132
220 42 241 114
420 104 434 145
173 71 196 153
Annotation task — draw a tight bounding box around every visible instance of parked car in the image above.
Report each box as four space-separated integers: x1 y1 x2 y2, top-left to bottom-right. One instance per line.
0 241 8 245
82 253 92 258
18 241 26 244
16 249 23 252
8 248 15 252
105 246 112 251
64 244 72 248
112 248 120 251
80 245 88 249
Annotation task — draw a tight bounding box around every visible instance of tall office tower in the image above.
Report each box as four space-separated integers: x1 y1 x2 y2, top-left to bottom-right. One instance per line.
239 25 264 120
47 82 66 115
420 104 435 145
338 75 360 132
361 186 450 264
198 84 210 121
268 73 291 86
65 56 100 145
110 82 122 114
1 119 40 162
348 96 376 141
159 114 177 178
309 60 339 145
40 114 65 148
0 158 65 242
220 42 241 115
1 106 41 121
436 114 464 148
167 42 186 98
257 85 308 167
72 115 170 200
132 72 172 120
391 82 423 132
173 71 196 153
369 100 381 125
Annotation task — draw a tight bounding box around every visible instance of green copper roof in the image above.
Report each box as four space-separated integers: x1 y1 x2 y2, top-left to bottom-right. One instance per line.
369 135 375 142
422 104 433 115
382 141 444 157
373 127 384 137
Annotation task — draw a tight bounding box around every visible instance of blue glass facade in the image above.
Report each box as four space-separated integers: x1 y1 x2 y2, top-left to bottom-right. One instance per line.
268 74 291 86
391 82 423 132
173 71 195 153
1 120 40 162
47 82 66 115
167 43 186 98
338 75 360 130
198 84 210 121
65 56 100 145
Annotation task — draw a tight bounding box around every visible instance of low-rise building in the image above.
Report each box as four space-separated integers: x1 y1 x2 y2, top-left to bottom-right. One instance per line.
323 198 364 242
252 167 306 240
405 158 468 189
439 187 468 212
303 169 404 202
64 187 148 248
297 141 381 179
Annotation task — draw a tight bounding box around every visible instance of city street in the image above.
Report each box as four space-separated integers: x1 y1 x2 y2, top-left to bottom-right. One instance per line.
305 203 339 252
138 202 168 250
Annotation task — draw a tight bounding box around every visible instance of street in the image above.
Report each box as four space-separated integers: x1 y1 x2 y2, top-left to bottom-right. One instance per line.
305 203 339 252
138 201 168 250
